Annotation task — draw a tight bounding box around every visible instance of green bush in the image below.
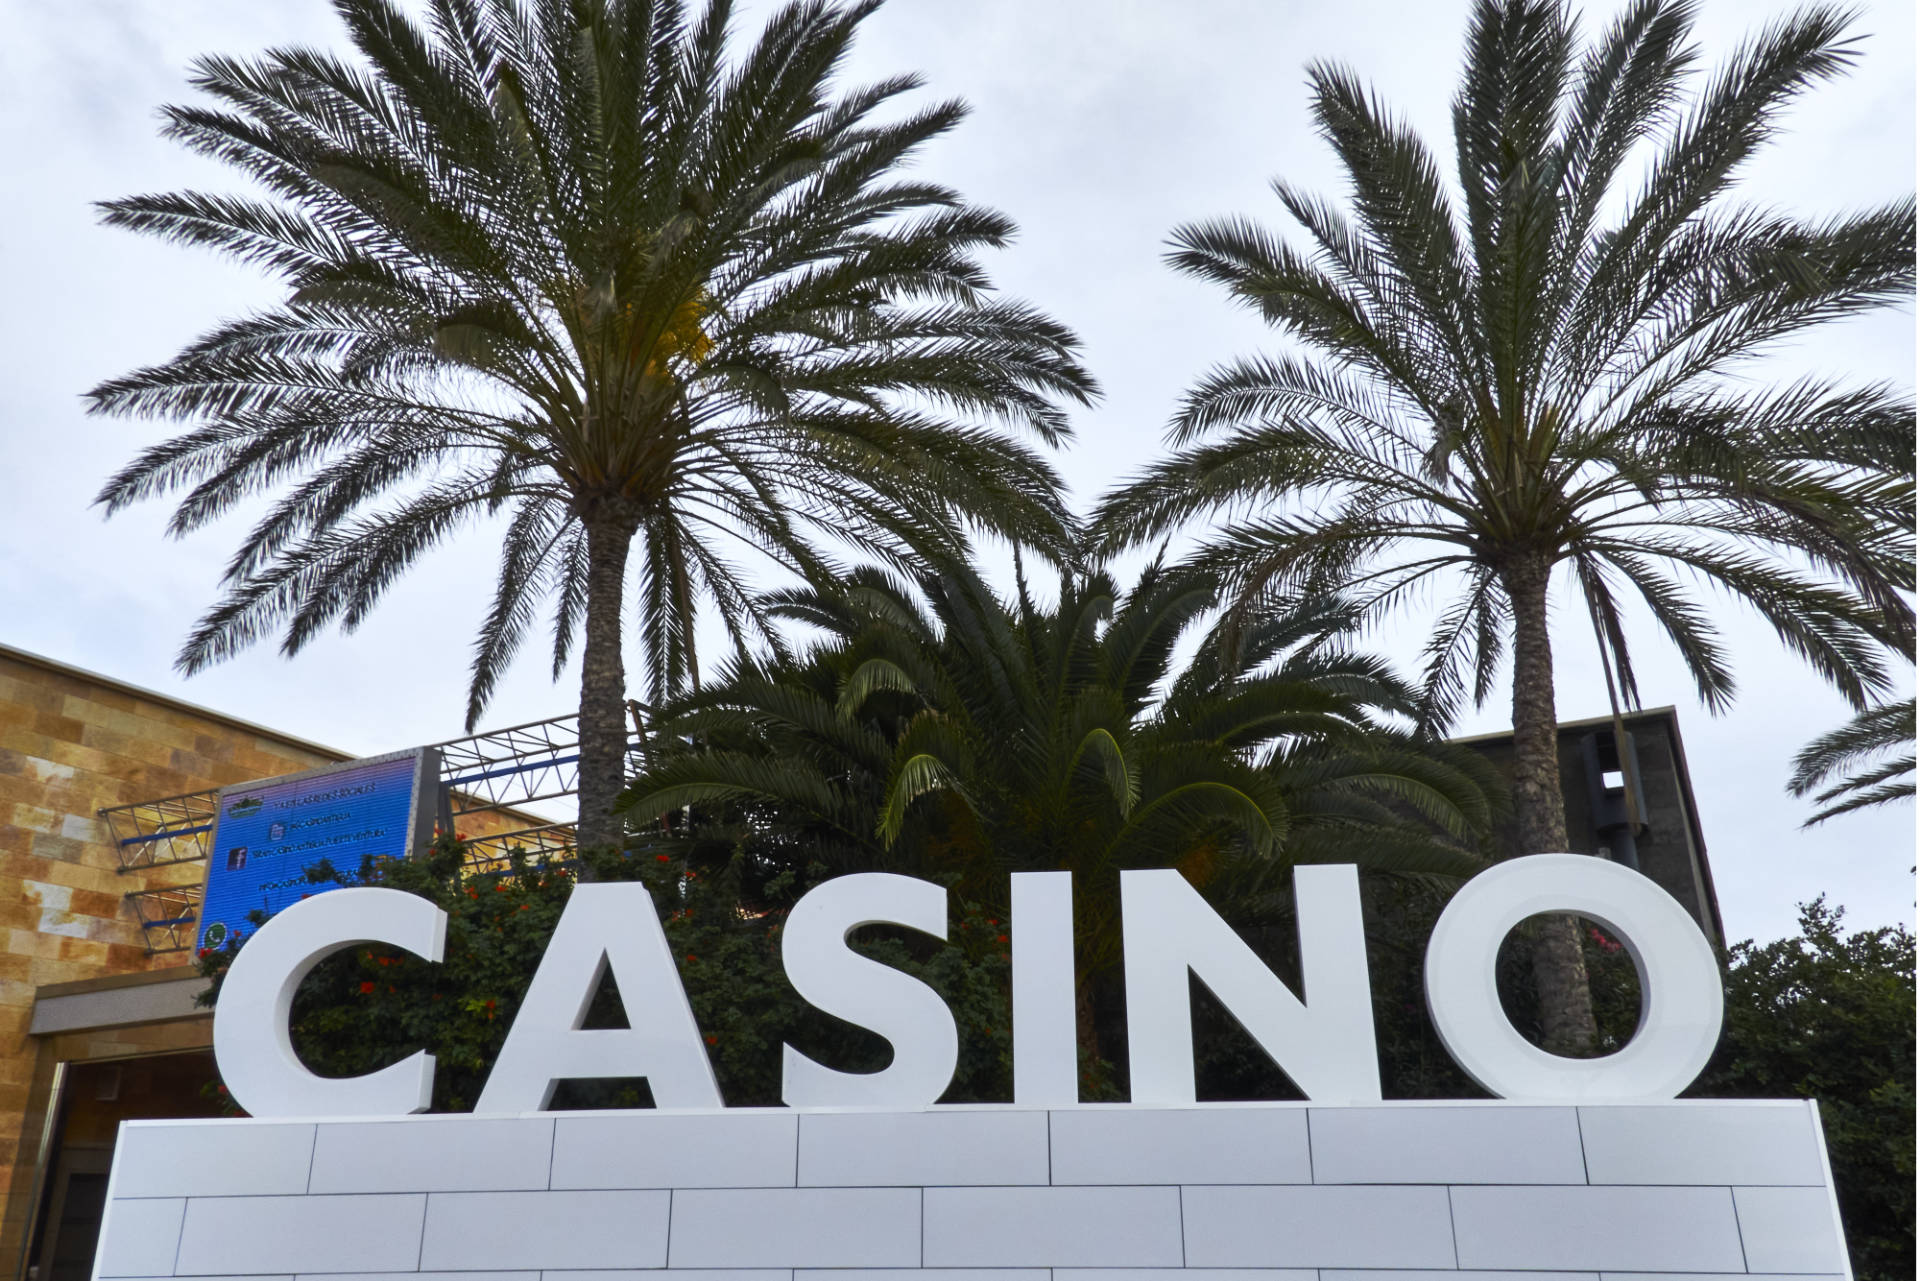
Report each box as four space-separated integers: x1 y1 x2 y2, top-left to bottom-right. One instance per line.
1689 900 1915 1281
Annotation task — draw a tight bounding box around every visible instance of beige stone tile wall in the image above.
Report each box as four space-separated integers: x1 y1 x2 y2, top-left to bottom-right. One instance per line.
0 650 344 1266
0 648 556 1272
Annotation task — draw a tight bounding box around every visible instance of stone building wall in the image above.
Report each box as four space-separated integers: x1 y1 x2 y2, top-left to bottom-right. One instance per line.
0 645 539 1272
1 645 344 1255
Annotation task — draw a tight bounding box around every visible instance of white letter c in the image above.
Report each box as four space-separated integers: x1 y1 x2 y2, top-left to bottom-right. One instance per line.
213 887 446 1117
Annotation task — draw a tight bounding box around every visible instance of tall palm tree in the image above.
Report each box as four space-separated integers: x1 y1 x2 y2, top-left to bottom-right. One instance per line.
1096 0 1914 1052
622 560 1499 1046
87 0 1096 848
1789 697 1916 826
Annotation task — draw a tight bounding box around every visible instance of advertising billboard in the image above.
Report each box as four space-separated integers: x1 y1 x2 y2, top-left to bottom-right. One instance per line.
197 749 439 951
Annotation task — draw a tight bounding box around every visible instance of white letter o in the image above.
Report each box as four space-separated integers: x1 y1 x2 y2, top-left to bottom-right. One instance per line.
1424 854 1722 1101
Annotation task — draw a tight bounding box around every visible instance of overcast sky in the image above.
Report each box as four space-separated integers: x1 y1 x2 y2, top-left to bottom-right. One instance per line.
1 0 1912 945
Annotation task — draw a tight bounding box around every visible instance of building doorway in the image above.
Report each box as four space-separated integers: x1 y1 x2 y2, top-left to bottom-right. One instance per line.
21 1052 222 1281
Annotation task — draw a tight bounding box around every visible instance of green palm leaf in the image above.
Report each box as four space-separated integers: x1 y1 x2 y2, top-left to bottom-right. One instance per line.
1096 0 1912 1055
91 0 1097 847
620 560 1499 1001
1788 698 1916 827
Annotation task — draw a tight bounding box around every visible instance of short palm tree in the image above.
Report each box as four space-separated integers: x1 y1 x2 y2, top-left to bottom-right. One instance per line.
1789 698 1916 826
622 560 1499 1042
87 0 1096 848
1096 0 1914 1052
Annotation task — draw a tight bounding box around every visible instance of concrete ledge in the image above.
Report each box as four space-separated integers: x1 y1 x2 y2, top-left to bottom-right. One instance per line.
96 1101 1852 1278
30 970 207 1035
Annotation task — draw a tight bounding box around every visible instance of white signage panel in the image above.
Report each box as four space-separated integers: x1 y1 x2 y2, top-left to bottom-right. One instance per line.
91 854 1852 1279
209 855 1725 1115
93 1101 1853 1278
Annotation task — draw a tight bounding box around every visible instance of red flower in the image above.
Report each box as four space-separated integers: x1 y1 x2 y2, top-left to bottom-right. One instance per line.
995 934 1009 944
704 1035 718 1046
358 981 376 995
656 854 671 863
685 954 698 964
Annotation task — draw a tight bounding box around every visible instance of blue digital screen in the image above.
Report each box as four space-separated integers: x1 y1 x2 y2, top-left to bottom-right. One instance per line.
198 752 429 951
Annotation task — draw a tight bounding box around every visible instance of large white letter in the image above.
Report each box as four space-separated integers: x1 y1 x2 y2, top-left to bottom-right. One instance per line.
1012 871 1077 1106
1122 864 1379 1103
214 887 446 1118
1424 853 1723 1101
476 883 721 1112
781 873 958 1107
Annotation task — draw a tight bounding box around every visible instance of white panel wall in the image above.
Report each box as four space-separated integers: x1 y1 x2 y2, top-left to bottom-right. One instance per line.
91 1102 1851 1281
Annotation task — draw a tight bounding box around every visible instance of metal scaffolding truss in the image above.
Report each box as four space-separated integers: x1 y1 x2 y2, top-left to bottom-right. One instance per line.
100 790 220 953
430 712 649 857
462 823 580 874
431 715 588 826
97 712 637 950
125 883 204 954
100 788 221 872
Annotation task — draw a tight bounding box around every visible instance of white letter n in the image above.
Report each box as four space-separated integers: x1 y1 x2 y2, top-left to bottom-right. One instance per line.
1121 864 1379 1103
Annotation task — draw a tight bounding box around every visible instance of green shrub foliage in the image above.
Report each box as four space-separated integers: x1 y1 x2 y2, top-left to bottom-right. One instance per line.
1689 900 1915 1281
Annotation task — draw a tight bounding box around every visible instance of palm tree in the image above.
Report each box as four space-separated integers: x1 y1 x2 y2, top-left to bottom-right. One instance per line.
1095 0 1914 1052
1789 698 1916 826
87 0 1096 849
621 559 1499 1049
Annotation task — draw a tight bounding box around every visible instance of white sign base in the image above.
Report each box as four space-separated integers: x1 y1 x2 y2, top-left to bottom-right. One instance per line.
93 1101 1850 1280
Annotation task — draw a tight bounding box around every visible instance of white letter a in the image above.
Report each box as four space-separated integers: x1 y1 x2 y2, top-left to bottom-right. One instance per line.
476 883 721 1112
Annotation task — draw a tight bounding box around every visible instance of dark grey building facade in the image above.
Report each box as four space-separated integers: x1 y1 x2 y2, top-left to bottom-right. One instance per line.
1455 706 1725 948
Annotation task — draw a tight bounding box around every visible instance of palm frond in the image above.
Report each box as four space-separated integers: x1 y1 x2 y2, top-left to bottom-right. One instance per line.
1788 698 1916 826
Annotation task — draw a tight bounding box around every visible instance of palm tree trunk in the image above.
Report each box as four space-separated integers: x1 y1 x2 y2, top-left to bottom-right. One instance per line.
578 511 636 853
1075 982 1099 1064
1501 553 1599 1056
